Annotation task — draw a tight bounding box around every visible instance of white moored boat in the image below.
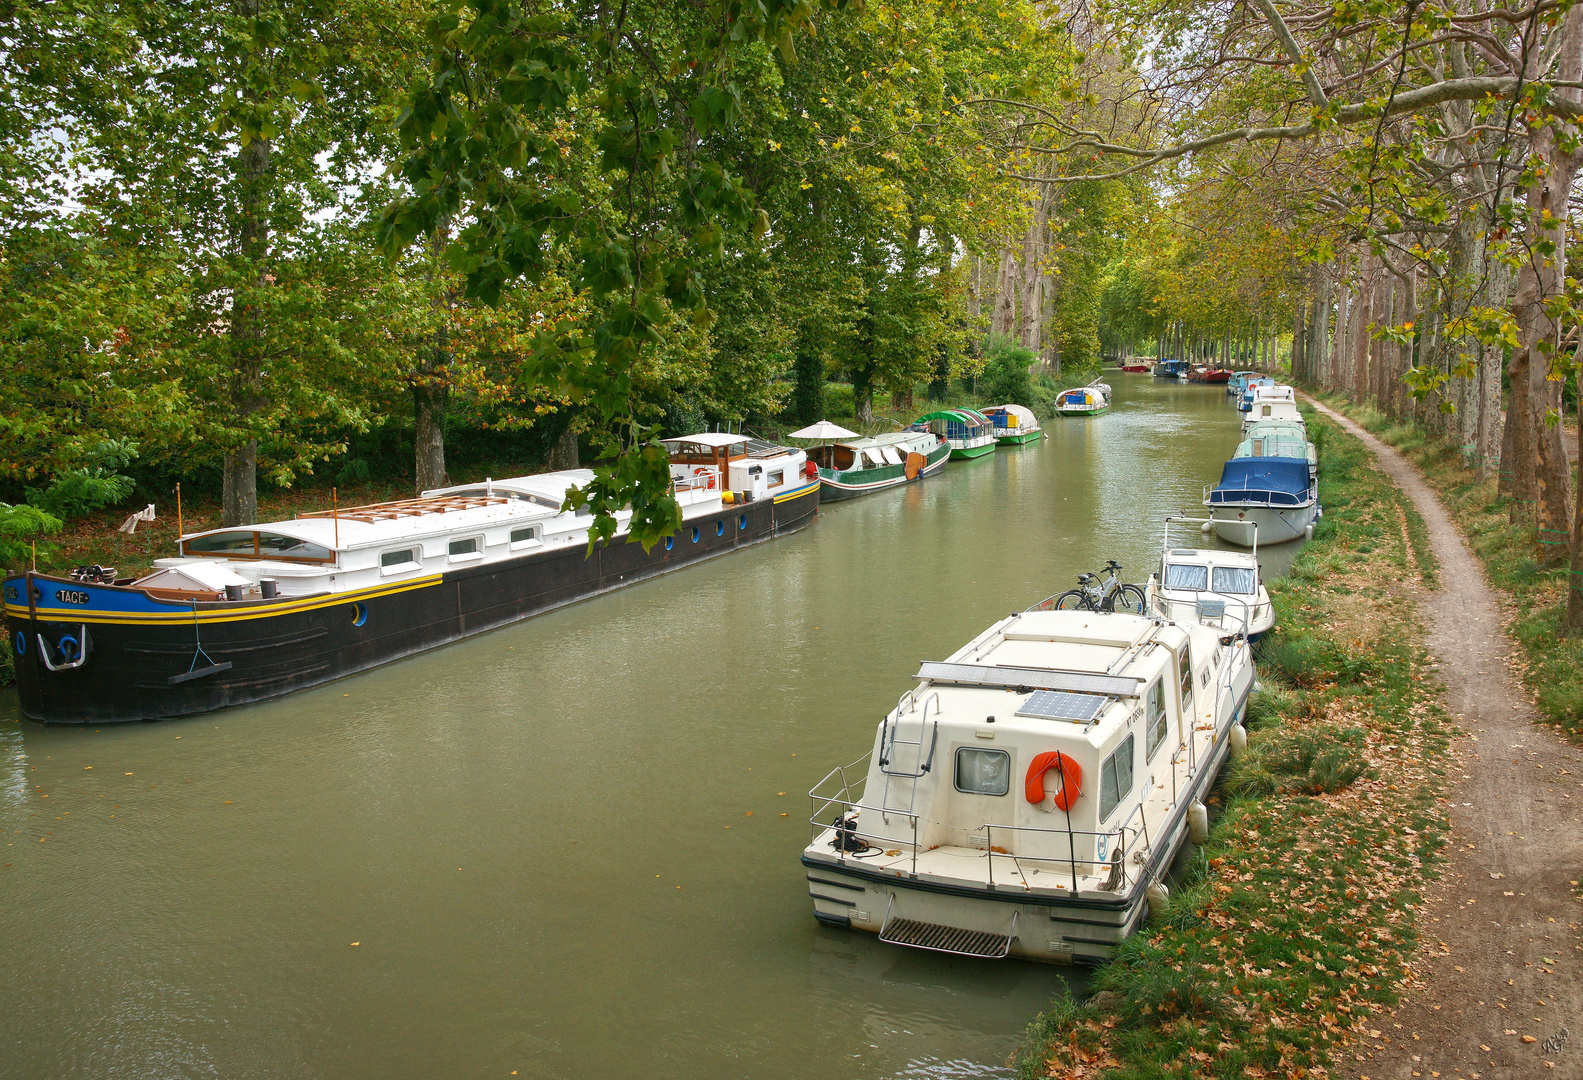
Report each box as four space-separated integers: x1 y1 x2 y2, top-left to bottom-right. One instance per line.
1241 385 1304 432
802 605 1256 964
1147 517 1275 640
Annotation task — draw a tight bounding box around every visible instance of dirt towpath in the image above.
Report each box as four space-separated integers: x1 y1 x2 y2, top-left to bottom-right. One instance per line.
1303 398 1583 1079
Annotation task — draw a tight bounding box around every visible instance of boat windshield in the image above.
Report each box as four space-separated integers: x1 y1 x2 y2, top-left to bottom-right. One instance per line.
1163 563 1208 590
1212 567 1256 594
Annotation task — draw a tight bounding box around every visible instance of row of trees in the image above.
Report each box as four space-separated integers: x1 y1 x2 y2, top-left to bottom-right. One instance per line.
2 0 1141 550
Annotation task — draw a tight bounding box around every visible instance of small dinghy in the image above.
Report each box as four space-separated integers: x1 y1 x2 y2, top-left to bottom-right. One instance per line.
1055 382 1111 417
803 604 1256 964
809 430 950 501
983 404 1044 445
1204 456 1319 546
915 409 997 460
1147 518 1275 640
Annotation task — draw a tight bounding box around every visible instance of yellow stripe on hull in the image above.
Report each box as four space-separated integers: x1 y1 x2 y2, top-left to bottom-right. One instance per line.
4 574 444 626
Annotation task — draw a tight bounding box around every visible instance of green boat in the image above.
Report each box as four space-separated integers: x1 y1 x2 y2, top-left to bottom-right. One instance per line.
914 409 997 459
809 430 951 500
983 403 1045 445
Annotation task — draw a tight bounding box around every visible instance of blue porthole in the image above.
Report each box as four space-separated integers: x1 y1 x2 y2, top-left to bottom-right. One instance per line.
691 526 700 543
351 602 368 627
665 536 674 551
716 521 725 537
14 633 25 656
738 514 747 530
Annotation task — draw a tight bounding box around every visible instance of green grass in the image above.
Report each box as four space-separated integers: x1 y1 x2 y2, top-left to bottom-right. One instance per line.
1016 415 1451 1080
1313 392 1583 737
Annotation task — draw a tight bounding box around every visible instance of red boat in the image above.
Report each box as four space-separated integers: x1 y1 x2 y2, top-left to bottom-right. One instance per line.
1204 368 1232 383
1120 362 1150 373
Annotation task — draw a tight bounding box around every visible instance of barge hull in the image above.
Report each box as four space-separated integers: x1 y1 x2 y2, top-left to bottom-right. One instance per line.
6 486 817 723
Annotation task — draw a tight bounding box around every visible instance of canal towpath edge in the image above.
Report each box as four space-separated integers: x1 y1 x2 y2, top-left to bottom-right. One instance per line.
1302 395 1583 1079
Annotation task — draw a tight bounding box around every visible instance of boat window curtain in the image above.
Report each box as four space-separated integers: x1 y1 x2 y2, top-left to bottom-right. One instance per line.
1164 564 1208 590
1212 567 1256 595
954 747 1010 795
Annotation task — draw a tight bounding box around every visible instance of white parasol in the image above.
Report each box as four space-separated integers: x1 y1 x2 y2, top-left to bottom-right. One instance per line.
787 420 860 441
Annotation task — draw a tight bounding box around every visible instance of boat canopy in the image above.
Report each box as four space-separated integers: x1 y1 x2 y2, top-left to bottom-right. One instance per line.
984 403 1039 429
916 409 990 436
1207 458 1312 506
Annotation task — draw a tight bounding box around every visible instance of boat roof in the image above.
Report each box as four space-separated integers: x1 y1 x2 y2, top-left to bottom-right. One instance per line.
661 432 749 448
179 470 599 551
1213 458 1310 494
837 431 934 450
911 611 1202 739
1245 419 1309 438
1162 546 1258 569
916 408 989 424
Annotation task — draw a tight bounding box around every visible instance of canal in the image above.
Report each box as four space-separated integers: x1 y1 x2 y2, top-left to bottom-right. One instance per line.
0 374 1288 1079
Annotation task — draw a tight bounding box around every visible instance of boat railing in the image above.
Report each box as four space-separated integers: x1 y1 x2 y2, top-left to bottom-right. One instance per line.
1204 483 1309 507
809 765 1146 894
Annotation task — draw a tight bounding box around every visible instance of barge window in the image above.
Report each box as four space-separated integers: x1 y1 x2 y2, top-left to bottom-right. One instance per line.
954 748 1010 796
1145 680 1168 761
448 537 480 558
1179 650 1194 717
509 526 540 547
258 534 333 560
1098 734 1135 822
1163 564 1208 590
768 470 784 488
1212 567 1256 594
186 531 259 556
381 549 419 570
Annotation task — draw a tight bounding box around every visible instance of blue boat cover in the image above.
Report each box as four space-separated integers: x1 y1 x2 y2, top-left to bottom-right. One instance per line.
1208 458 1312 506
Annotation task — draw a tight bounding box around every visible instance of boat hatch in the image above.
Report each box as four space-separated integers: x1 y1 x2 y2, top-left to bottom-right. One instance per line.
879 912 1018 959
914 662 1139 698
1015 689 1108 723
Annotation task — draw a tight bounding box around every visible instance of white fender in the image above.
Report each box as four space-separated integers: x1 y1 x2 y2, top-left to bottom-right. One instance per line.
1146 882 1170 921
1230 723 1248 757
1188 801 1210 845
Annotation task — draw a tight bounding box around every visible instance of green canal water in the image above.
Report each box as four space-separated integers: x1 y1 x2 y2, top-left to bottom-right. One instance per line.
0 374 1294 1079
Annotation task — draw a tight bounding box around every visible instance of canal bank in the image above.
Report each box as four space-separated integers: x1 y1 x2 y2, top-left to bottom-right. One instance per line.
1018 411 1456 1079
1 375 1261 1080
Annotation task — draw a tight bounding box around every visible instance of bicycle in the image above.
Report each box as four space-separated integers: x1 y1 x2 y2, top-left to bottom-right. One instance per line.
1048 560 1148 614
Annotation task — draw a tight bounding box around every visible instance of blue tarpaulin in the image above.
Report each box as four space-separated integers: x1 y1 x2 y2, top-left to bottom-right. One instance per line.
1208 458 1311 506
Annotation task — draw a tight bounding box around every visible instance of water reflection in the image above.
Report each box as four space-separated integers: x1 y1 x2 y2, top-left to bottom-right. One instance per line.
0 374 1286 1079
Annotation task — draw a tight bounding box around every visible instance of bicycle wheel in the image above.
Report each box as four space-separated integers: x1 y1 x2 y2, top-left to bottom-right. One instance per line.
1105 584 1148 615
1052 590 1094 611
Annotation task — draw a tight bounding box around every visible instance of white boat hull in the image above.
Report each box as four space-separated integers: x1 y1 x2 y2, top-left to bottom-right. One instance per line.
1209 503 1317 546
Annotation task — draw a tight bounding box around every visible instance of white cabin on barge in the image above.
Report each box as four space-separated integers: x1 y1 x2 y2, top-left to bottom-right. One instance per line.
803 608 1254 964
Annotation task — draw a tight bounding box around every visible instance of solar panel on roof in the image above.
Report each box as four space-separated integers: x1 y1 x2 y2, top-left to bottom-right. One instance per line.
1016 690 1108 723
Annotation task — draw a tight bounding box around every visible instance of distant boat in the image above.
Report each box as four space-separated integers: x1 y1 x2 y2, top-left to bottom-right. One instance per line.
1204 456 1319 546
1153 359 1190 379
1242 386 1304 432
915 409 997 459
1237 376 1276 411
1203 369 1232 384
983 404 1045 445
811 430 950 500
1120 361 1151 373
1227 371 1261 396
1055 382 1111 417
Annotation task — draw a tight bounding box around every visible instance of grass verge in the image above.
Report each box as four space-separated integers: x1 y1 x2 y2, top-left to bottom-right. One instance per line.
1016 413 1453 1079
1310 391 1583 739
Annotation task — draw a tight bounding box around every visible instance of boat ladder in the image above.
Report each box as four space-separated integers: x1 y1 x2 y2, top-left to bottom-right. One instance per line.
878 692 939 821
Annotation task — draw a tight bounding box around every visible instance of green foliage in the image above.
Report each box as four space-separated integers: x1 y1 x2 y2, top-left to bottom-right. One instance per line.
26 439 139 519
977 336 1036 404
0 502 64 571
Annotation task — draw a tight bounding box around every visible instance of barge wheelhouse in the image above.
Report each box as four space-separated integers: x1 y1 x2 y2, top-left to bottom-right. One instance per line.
6 434 818 724
802 607 1255 965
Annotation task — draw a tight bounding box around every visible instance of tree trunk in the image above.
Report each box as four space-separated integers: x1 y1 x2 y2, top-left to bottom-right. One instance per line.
547 423 579 470
222 2 271 528
991 249 1017 337
1018 195 1044 358
414 379 448 492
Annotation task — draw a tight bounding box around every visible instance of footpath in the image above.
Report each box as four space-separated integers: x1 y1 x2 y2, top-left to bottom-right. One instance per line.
1304 398 1583 1079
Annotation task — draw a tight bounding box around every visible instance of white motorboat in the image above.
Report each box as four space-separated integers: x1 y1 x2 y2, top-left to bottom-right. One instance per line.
1241 385 1304 432
1204 455 1319 546
1147 517 1275 640
802 606 1256 965
1238 420 1317 483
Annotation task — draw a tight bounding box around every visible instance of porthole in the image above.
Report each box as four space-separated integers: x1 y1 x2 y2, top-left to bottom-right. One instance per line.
738 514 747 530
665 536 674 551
691 526 700 543
351 602 368 627
14 633 25 656
716 521 725 537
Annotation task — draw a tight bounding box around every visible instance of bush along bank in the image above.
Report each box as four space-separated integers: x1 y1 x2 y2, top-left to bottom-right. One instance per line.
1018 414 1453 1080
1311 391 1583 740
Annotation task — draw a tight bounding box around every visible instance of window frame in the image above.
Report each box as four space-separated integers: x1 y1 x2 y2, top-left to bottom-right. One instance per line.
953 746 1011 796
1098 734 1136 822
447 536 485 562
379 548 421 575
508 525 542 551
1145 679 1169 761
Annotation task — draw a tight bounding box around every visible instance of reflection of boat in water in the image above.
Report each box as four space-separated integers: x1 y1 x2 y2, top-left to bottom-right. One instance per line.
983 403 1044 445
810 430 950 501
6 432 818 724
803 606 1255 965
915 409 997 460
1147 517 1276 640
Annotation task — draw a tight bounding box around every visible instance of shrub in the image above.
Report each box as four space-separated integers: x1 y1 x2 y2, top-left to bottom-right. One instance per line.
26 438 139 519
978 335 1036 404
0 502 64 572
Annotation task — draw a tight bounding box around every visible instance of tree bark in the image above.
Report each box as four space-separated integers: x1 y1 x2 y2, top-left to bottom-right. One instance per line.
547 423 579 470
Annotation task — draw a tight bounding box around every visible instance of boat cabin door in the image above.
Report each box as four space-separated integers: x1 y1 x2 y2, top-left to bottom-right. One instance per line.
1175 644 1197 754
746 464 766 501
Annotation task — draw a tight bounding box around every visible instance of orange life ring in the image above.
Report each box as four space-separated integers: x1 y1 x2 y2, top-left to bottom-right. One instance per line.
1025 751 1082 810
693 467 716 490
